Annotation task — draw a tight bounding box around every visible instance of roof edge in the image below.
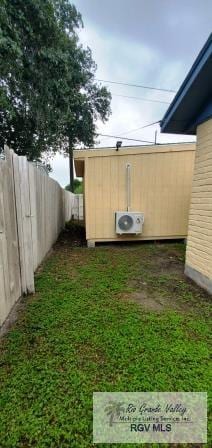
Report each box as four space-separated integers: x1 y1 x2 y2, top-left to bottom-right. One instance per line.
161 33 212 132
74 142 196 159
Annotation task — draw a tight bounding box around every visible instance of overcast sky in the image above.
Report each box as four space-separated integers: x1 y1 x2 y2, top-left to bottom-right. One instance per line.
50 0 212 186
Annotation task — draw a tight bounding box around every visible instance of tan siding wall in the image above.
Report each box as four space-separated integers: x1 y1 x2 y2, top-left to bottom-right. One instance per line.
81 144 195 241
186 119 212 280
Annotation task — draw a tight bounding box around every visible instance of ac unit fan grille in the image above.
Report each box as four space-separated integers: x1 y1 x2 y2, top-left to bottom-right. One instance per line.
118 214 134 231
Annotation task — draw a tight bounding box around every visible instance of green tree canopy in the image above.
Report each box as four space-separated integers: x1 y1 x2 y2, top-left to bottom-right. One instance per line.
65 179 83 193
0 0 111 167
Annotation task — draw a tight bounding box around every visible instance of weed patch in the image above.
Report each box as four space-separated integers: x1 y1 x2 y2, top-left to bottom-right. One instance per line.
0 238 211 447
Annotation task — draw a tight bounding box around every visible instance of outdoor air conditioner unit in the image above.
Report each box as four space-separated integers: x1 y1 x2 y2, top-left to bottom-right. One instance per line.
115 211 144 235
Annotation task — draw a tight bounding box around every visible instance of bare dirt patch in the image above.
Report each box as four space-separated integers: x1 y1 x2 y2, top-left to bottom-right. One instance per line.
141 248 184 275
129 291 165 312
122 290 185 313
121 243 211 315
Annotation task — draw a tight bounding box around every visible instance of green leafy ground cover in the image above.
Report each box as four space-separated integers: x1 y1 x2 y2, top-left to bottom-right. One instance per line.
0 234 211 447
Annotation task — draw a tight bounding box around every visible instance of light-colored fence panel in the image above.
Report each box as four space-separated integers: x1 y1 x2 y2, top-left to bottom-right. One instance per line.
31 166 64 270
0 149 22 325
13 153 35 293
63 190 76 222
0 148 82 327
72 194 84 220
14 154 66 274
63 191 84 221
78 194 84 221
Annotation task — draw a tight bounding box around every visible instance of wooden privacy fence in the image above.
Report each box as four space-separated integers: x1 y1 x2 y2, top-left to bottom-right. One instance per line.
63 191 83 221
0 148 82 326
73 194 83 220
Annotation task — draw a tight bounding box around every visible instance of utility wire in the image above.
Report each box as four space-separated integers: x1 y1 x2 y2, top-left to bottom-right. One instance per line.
97 133 155 144
96 78 176 93
111 93 170 105
121 120 161 136
98 121 161 141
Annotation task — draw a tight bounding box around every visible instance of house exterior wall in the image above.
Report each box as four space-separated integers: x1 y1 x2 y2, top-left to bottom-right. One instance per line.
76 143 195 243
185 118 212 293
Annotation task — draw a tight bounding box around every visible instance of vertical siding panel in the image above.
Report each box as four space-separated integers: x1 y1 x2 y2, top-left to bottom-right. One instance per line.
179 151 186 233
87 157 96 240
130 154 139 212
157 154 163 235
84 158 89 239
119 156 127 212
170 152 177 235
110 156 119 236
94 157 101 239
75 144 195 242
141 154 149 236
102 156 111 238
160 154 168 235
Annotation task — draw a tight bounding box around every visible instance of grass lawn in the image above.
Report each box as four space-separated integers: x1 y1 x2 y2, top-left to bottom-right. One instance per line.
0 231 211 447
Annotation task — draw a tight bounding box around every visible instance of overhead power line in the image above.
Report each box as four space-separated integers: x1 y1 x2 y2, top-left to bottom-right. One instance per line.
121 120 161 136
98 121 161 141
96 78 176 93
97 133 155 144
111 93 170 105
140 120 161 128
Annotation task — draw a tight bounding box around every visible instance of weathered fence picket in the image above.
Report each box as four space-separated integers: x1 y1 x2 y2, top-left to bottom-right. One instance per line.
0 148 83 326
0 149 22 324
13 152 35 294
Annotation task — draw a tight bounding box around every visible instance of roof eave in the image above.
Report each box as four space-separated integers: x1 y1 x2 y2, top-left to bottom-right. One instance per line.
161 34 212 134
